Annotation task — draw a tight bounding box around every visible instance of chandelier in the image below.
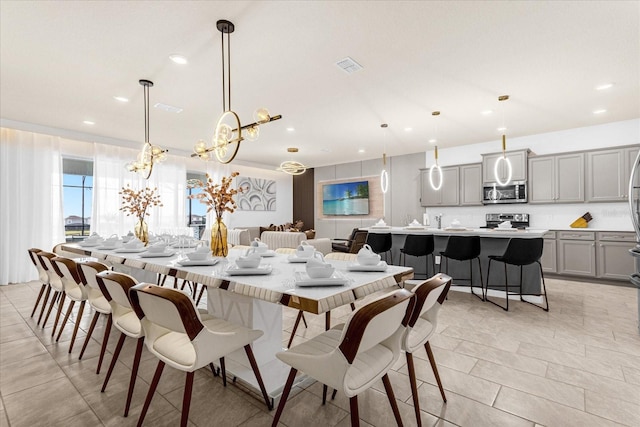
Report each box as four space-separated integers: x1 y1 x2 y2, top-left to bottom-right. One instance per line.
192 20 282 164
494 94 513 186
125 79 167 179
278 148 307 175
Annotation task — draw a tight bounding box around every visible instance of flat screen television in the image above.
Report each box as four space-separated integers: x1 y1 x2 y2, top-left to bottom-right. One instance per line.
322 180 370 216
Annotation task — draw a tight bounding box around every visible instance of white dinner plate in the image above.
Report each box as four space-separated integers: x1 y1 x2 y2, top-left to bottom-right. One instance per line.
404 226 426 230
287 254 312 263
176 258 220 267
258 250 277 257
114 247 147 253
225 264 273 276
96 245 119 250
346 261 388 272
78 241 102 247
294 271 349 287
139 250 177 258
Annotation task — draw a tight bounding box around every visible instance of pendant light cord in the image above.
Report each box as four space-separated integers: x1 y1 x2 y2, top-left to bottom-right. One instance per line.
144 83 149 144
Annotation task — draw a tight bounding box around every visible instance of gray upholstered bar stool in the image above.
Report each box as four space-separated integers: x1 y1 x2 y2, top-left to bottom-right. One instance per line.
485 237 549 311
439 235 484 300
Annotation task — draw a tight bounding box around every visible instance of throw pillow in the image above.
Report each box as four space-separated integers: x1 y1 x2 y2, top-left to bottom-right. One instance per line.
305 229 316 239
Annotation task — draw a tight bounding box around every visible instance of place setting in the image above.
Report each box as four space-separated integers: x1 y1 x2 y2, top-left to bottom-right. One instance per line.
175 246 220 267
286 241 317 263
346 244 388 272
294 253 349 287
114 237 147 253
249 238 277 257
138 242 177 258
224 250 273 276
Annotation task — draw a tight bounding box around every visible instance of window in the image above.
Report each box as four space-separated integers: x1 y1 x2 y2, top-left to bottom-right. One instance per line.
187 172 207 238
63 158 93 242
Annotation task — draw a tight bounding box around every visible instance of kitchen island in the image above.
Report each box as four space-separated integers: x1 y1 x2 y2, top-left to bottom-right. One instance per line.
365 227 549 298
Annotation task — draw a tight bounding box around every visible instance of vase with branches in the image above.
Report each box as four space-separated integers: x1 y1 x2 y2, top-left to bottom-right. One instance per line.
119 186 163 245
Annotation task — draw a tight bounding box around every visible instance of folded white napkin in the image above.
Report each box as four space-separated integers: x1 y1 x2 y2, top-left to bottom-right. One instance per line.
375 219 387 226
409 219 421 226
498 221 512 229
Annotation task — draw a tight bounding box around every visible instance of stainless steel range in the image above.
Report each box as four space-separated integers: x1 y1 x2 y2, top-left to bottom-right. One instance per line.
483 213 530 229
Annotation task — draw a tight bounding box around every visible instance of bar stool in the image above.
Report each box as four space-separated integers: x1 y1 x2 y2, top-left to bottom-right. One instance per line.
439 235 484 300
366 232 393 264
399 234 435 280
485 238 549 312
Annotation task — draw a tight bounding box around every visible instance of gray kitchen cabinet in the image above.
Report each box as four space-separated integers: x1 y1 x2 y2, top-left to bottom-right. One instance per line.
420 166 459 207
626 146 640 189
557 231 596 277
482 149 529 183
586 146 638 202
596 231 636 280
529 153 584 203
541 231 557 273
460 163 483 206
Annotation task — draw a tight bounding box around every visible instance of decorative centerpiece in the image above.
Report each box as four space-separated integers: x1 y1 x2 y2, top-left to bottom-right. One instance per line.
188 172 243 256
119 186 163 246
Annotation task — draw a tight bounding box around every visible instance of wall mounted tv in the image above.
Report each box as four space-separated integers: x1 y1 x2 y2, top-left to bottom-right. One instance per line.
322 180 370 216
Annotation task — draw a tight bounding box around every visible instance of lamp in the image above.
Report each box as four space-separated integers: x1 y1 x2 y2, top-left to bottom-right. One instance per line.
494 95 512 186
428 111 443 191
125 79 167 179
192 20 282 164
380 124 389 194
277 147 307 175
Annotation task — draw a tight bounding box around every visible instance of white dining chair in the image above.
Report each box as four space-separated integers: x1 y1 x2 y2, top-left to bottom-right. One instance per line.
95 270 144 417
76 260 111 373
37 251 65 334
272 288 415 427
129 283 272 427
27 248 49 321
401 273 452 426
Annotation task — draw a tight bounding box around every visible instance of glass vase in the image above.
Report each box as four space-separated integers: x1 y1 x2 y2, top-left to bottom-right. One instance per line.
134 219 149 246
211 217 228 257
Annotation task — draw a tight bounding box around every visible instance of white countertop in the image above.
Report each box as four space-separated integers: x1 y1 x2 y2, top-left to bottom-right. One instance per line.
365 226 549 238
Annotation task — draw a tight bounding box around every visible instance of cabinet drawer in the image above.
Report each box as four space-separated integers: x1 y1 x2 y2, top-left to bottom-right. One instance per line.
557 231 595 241
543 231 556 239
597 231 637 242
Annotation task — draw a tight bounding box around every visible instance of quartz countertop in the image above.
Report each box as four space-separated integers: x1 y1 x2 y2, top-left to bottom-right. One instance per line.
364 226 548 238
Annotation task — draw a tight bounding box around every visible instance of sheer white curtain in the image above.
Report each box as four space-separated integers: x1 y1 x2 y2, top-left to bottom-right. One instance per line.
0 128 65 284
92 144 187 237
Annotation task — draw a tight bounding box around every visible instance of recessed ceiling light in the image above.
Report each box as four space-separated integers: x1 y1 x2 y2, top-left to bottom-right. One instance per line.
83 120 95 125
113 96 129 103
497 127 507 131
320 148 331 152
404 127 413 132
286 127 295 132
595 83 614 91
169 54 188 65
481 110 493 115
428 139 437 144
358 149 365 153
593 109 607 114
154 102 183 113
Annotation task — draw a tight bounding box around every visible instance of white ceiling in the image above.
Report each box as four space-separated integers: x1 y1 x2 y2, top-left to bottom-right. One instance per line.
1 1 638 169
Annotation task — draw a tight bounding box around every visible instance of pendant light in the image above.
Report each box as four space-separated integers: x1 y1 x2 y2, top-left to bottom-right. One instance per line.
380 123 389 194
192 20 282 164
494 95 512 186
277 147 307 175
125 79 167 179
428 111 443 190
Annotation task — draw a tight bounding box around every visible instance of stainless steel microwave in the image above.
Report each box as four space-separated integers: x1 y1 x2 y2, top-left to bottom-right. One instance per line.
482 181 527 204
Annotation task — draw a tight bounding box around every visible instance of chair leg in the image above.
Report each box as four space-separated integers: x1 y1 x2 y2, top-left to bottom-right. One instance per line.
287 310 304 348
382 373 403 427
425 342 446 402
485 259 508 311
209 362 218 377
196 284 206 305
51 293 67 337
519 262 550 312
325 311 331 331
55 298 74 340
102 332 126 392
322 384 328 405
42 291 59 330
469 258 483 301
37 285 52 325
137 361 165 427
79 311 100 360
272 368 297 426
301 312 308 328
349 395 360 427
68 301 86 352
350 303 356 311
96 315 112 374
181 371 194 427
405 352 422 426
219 357 227 386
30 284 47 318
124 337 144 417
244 344 272 410
504 262 509 311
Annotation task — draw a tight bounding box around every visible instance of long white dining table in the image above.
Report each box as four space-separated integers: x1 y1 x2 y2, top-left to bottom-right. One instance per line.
60 243 414 402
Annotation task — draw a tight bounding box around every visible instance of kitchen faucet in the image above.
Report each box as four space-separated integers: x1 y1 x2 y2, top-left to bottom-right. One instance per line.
435 214 442 229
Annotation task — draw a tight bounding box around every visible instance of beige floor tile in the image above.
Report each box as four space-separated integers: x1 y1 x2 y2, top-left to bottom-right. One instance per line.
2 376 90 427
441 325 521 353
622 365 640 385
470 360 585 410
58 409 103 426
585 389 640 427
546 362 640 406
585 344 640 370
0 321 35 343
276 388 349 427
0 351 66 395
0 335 48 364
494 386 620 427
455 340 548 377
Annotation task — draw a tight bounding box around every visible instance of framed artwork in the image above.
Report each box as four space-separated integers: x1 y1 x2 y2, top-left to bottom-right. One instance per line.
237 177 276 211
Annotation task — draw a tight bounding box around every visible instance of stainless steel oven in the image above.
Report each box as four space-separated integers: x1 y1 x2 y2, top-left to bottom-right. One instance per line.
482 181 527 204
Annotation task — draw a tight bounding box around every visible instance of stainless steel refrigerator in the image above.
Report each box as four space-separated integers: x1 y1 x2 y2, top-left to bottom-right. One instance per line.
629 149 640 333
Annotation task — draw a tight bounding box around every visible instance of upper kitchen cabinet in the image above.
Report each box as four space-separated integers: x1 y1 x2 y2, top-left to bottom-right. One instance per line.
586 146 639 202
460 163 483 206
420 166 460 206
529 153 584 203
482 149 529 183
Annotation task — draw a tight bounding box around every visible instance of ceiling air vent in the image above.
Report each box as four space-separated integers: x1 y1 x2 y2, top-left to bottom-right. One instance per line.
154 103 183 113
336 57 363 74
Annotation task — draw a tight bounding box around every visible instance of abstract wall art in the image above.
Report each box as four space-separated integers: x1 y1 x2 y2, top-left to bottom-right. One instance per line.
236 177 276 211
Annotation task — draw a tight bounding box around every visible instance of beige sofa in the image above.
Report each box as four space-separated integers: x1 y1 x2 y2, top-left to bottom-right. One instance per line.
228 227 330 254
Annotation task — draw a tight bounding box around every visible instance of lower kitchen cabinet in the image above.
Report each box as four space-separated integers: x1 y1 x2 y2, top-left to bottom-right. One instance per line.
557 233 596 277
541 231 557 273
597 231 637 280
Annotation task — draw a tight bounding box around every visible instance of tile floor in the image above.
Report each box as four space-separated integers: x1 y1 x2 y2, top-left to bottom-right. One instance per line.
1 277 639 427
